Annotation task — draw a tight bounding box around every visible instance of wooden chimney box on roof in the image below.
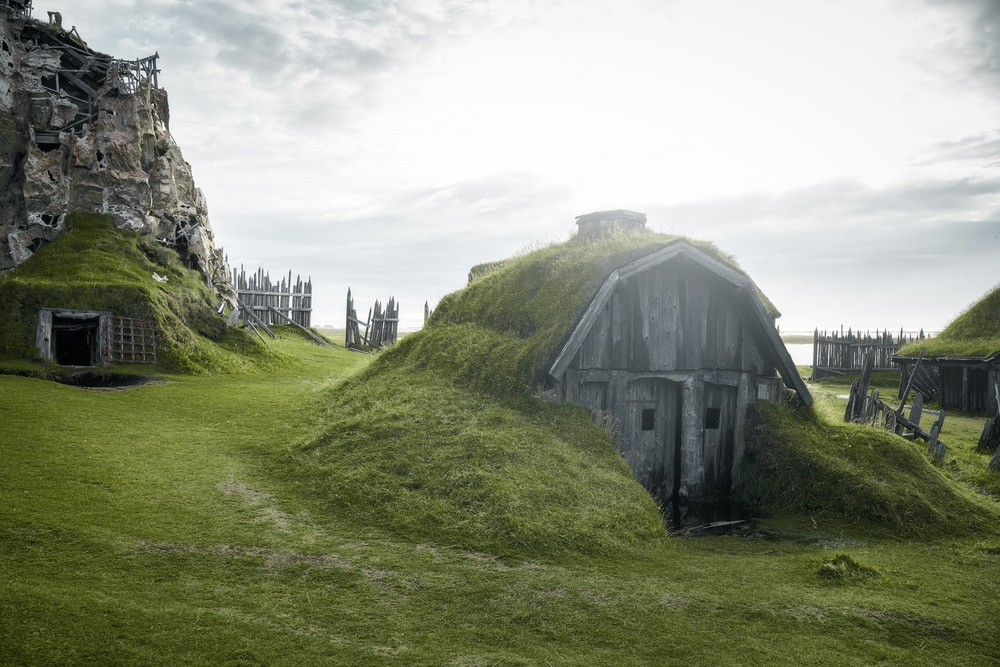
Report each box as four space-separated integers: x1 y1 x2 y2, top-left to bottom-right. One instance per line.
575 209 647 238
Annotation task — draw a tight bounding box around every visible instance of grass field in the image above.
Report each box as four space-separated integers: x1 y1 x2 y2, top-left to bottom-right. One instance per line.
2 330 999 665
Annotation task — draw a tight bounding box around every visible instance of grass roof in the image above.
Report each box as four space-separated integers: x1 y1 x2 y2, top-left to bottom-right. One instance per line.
426 230 770 397
0 212 269 373
897 283 1000 358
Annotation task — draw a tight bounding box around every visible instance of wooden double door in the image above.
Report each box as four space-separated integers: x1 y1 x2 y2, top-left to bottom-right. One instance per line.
621 378 738 503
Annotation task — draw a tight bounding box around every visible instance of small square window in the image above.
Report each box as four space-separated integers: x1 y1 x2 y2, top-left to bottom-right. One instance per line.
704 407 721 430
641 408 655 431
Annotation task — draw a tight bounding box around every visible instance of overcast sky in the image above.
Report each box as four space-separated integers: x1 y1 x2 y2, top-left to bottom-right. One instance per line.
54 0 999 332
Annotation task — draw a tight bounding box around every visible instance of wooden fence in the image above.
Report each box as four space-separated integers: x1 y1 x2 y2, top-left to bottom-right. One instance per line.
812 327 926 379
845 351 947 459
346 288 399 350
233 267 312 328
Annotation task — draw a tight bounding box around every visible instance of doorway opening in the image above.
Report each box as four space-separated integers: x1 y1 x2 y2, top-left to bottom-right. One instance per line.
37 309 110 367
52 314 101 365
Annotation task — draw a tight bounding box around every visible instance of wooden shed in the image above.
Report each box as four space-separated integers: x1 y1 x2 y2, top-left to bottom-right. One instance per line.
891 282 1000 417
547 238 811 505
893 353 999 417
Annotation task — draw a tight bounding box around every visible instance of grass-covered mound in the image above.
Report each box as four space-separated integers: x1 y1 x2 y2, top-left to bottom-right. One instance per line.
897 282 1000 358
431 230 773 397
285 233 739 556
293 229 996 554
285 353 666 558
738 401 1000 536
0 212 268 373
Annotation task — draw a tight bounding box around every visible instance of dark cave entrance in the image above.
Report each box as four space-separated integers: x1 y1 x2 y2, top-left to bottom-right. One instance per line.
52 315 101 365
37 309 110 367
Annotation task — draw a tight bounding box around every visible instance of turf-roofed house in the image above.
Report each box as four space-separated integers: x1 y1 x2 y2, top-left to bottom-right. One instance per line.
444 210 811 512
893 283 1000 417
548 211 811 506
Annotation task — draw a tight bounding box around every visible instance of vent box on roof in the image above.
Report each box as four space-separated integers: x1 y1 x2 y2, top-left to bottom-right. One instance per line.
575 209 647 239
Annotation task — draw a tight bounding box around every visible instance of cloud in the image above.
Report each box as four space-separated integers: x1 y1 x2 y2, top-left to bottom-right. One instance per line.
911 0 1000 98
48 0 1000 332
916 131 1000 167
927 0 1000 91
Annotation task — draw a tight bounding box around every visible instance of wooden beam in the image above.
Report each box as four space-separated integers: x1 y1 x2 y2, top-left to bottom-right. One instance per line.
59 69 99 99
267 306 332 348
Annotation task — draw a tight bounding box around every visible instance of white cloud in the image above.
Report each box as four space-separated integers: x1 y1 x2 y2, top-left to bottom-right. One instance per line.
55 0 1000 329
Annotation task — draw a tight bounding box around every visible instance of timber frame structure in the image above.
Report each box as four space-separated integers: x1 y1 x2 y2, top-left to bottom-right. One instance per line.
548 238 811 506
16 11 160 148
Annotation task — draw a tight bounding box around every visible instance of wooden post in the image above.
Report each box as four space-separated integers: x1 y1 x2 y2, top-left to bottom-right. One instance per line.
908 393 924 427
896 349 925 413
927 411 946 460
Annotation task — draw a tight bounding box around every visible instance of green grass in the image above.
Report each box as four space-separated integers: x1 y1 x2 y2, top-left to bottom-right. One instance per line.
897 282 1000 357
805 370 1000 503
2 330 999 665
431 230 775 396
277 357 665 559
0 212 270 373
738 401 998 536
3 229 1000 664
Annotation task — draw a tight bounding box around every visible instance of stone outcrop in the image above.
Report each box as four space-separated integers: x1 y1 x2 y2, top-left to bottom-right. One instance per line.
0 6 235 306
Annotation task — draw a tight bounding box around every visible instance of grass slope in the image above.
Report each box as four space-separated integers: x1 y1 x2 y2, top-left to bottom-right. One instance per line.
738 401 999 536
2 331 999 665
898 282 1000 357
0 212 268 373
280 357 665 558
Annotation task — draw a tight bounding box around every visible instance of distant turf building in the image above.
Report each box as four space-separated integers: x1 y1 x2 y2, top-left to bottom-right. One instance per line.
893 283 1000 417
547 211 811 505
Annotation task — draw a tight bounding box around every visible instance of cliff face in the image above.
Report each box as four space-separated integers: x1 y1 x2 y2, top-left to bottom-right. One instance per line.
0 7 235 305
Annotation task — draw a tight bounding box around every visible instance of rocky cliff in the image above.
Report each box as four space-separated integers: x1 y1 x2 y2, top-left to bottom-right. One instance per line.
0 4 235 305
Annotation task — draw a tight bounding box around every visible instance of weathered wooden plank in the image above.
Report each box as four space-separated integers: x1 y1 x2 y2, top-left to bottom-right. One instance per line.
267 305 331 348
550 270 620 379
927 411 946 460
908 393 924 426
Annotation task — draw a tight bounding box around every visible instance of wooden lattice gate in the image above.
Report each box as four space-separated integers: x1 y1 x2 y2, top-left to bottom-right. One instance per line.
107 316 157 364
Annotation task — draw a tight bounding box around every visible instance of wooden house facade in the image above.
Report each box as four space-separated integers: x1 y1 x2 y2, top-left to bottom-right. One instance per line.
893 353 1000 417
548 239 811 504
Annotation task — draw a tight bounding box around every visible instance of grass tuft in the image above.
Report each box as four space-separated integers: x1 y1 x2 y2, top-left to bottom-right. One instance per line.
817 553 882 583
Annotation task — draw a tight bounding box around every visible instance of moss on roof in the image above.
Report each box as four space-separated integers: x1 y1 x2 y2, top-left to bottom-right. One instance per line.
393 229 773 399
897 283 1000 358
